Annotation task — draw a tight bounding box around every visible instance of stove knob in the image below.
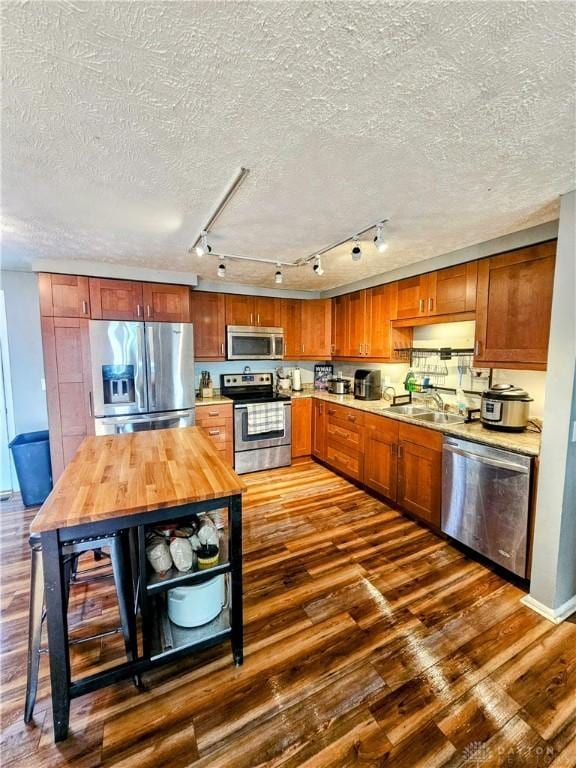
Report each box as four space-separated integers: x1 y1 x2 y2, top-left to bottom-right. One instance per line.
232 377 237 383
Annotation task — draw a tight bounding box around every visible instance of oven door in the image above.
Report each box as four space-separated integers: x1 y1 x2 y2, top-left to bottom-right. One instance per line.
227 326 284 360
234 402 291 451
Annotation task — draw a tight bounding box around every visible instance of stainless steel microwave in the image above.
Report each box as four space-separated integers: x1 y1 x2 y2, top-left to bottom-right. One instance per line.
227 326 284 360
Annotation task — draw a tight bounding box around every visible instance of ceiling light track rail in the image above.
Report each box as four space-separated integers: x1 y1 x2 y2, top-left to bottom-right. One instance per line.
190 166 250 253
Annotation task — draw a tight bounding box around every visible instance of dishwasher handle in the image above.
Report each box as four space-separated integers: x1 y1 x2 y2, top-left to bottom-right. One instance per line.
443 443 529 474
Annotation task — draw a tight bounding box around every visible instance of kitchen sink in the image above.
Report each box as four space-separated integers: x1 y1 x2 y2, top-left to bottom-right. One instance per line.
412 411 465 425
387 405 433 415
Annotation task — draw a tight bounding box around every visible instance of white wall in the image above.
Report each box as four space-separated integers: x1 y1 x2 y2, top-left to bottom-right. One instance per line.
0 271 48 435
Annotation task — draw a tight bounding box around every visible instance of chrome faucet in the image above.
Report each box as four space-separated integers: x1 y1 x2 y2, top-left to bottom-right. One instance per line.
426 390 444 411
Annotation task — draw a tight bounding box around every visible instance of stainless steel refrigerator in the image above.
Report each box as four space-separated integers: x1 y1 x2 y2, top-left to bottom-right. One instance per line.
89 320 195 435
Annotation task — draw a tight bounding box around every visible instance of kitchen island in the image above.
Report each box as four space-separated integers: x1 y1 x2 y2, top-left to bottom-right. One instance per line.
30 426 246 742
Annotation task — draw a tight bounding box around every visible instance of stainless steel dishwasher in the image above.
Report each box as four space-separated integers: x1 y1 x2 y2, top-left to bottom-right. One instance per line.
442 436 532 578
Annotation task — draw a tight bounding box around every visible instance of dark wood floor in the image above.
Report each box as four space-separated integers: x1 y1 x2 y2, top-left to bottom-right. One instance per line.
1 459 576 767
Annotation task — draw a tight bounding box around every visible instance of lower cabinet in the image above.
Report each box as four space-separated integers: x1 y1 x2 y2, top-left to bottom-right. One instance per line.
291 398 312 458
312 399 327 460
396 422 443 528
195 403 233 464
364 414 399 500
311 400 443 530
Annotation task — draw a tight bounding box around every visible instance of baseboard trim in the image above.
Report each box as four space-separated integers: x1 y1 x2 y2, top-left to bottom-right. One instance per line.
521 593 576 624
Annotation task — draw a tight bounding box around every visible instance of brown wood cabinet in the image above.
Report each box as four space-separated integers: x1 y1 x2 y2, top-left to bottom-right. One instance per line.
312 399 327 460
474 241 556 370
89 278 144 320
397 422 443 528
396 263 477 322
41 316 94 481
190 292 226 360
195 403 233 464
300 299 332 358
39 274 91 318
291 398 312 458
225 295 280 327
363 414 399 499
141 282 190 322
280 299 303 360
325 402 364 481
332 285 411 361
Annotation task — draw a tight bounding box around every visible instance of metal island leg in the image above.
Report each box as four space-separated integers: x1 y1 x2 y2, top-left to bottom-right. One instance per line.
229 493 244 666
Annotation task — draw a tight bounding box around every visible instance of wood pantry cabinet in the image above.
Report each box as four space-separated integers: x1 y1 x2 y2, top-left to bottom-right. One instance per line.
41 317 94 481
190 291 226 360
39 273 91 318
195 403 233 464
474 240 556 370
291 398 312 458
225 295 280 327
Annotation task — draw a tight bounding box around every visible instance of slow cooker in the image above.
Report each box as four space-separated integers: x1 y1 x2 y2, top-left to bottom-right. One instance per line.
481 384 533 432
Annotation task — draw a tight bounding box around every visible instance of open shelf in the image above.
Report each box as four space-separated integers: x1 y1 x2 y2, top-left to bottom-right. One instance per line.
147 535 230 594
149 593 231 661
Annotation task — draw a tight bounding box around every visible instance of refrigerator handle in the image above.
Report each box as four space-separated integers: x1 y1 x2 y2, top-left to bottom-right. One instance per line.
147 326 156 408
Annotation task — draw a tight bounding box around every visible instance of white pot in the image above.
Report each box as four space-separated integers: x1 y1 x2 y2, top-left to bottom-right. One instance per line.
167 575 225 627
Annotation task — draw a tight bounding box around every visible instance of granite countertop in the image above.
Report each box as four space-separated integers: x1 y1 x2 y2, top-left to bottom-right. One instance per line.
196 393 233 406
292 389 541 457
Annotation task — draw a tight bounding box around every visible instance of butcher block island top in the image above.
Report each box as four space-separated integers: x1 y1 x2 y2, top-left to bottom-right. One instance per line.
31 426 246 533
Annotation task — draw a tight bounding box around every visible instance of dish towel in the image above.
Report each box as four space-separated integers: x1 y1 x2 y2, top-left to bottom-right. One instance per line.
246 403 285 435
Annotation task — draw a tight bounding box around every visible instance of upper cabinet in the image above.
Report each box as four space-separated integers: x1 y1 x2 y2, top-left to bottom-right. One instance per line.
280 299 303 359
190 291 226 360
89 278 144 320
39 274 91 318
474 241 556 370
141 282 191 322
225 295 280 327
300 299 332 358
395 263 477 322
332 285 411 361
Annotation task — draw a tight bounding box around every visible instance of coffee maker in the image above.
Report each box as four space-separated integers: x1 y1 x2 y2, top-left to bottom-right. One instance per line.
354 369 381 400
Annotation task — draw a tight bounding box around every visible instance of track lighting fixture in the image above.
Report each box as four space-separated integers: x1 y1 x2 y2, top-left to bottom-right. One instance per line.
195 230 211 257
313 256 324 276
351 239 362 262
274 265 283 284
373 222 388 253
217 257 226 278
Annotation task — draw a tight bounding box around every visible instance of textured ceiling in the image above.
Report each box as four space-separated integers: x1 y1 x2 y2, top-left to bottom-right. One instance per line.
1 1 575 291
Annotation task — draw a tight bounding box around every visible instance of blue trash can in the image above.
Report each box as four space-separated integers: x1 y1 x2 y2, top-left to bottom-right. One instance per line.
8 430 53 507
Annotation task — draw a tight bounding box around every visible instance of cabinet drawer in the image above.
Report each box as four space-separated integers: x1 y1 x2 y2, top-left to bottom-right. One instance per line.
196 404 233 426
199 421 231 443
398 421 443 452
326 443 362 481
325 403 365 426
326 420 363 450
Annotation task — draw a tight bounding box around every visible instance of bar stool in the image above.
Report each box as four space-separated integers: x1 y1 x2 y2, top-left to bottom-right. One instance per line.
24 530 138 724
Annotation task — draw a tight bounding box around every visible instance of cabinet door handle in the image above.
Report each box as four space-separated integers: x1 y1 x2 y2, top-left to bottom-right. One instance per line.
419 299 425 313
88 391 93 417
428 297 434 311
391 443 397 456
208 411 219 416
398 444 404 459
208 429 220 436
82 300 89 315
327 409 336 416
221 342 224 354
257 313 260 325
475 340 482 355
330 344 335 353
250 313 253 325
301 344 304 353
347 414 356 422
136 304 143 317
359 345 362 354
146 305 152 318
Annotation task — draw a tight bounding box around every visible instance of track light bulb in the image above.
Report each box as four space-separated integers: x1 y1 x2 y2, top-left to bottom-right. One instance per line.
374 223 388 253
351 240 362 262
313 256 324 276
275 266 283 284
195 231 211 257
217 259 226 278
